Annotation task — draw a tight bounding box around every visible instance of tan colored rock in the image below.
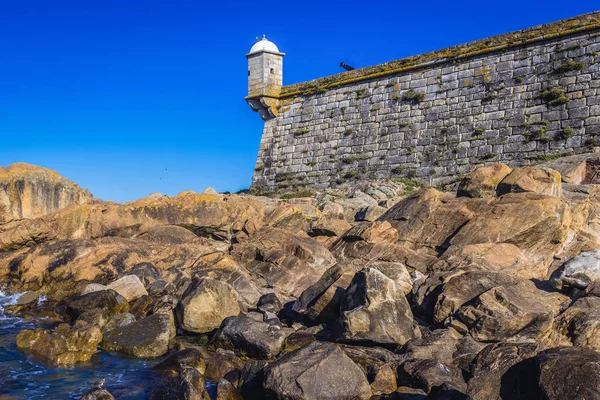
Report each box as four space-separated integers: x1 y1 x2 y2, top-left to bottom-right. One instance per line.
497 167 562 197
433 243 544 280
0 162 92 223
0 236 219 301
176 277 240 333
379 188 485 253
16 322 102 365
342 221 398 244
106 275 147 302
432 270 521 324
336 268 420 347
82 275 148 302
231 226 336 298
449 192 572 274
82 283 107 295
538 152 600 184
368 261 413 295
371 364 398 395
457 164 512 198
202 187 218 195
455 279 567 343
310 216 352 237
0 191 266 252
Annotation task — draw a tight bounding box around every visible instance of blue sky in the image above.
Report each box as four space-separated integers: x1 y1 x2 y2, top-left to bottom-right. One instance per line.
0 1 597 201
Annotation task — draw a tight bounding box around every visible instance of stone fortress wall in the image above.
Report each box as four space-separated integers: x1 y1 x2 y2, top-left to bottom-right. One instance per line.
248 12 600 191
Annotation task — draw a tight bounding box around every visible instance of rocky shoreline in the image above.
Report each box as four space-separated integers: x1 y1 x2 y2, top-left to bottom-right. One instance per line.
3 158 600 399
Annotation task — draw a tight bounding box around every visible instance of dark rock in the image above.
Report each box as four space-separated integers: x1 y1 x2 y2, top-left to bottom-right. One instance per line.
66 290 129 320
211 315 290 359
292 264 352 325
535 346 600 399
101 312 135 334
127 262 162 285
204 348 244 384
340 344 404 382
149 368 210 400
230 226 336 298
102 313 172 358
153 295 178 314
554 296 600 350
153 348 206 376
76 308 109 329
129 295 155 319
237 360 267 399
147 280 177 297
256 292 282 314
216 378 243 400
79 388 115 400
467 342 542 400
398 358 467 394
263 341 372 400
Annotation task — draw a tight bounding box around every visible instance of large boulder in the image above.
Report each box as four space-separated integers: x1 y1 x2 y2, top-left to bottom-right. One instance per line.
533 347 600 399
231 226 336 298
554 296 600 350
457 164 512 198
86 275 148 302
398 358 467 395
335 268 420 347
454 279 562 343
263 341 372 400
432 242 539 280
552 249 600 290
467 342 542 400
341 221 399 244
290 264 354 325
204 348 244 383
153 348 206 375
211 315 290 359
176 277 240 334
149 368 210 400
0 162 92 223
497 167 562 197
448 192 572 272
310 216 352 237
66 290 129 320
431 271 521 324
16 322 102 365
101 313 172 358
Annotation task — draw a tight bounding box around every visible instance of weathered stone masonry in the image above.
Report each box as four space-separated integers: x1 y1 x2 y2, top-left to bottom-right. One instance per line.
248 12 600 191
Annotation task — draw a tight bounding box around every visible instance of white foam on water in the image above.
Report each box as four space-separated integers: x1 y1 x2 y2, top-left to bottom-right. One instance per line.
0 289 25 321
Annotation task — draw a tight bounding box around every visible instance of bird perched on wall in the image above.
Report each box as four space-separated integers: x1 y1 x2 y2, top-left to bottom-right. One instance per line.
340 62 355 71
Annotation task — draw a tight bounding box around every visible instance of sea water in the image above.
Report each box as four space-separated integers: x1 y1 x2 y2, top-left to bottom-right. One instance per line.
0 290 165 399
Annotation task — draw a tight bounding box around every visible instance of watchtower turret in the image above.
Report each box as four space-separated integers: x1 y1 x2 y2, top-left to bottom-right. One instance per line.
246 35 285 120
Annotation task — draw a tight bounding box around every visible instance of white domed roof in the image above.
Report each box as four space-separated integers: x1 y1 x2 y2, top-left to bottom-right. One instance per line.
249 35 280 54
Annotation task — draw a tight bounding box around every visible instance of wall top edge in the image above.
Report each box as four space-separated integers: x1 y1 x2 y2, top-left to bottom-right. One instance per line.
279 10 600 99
